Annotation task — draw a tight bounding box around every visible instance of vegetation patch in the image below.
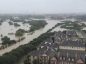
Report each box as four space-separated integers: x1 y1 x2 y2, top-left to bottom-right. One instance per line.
60 21 86 30
29 20 47 32
15 29 27 37
14 23 20 27
1 36 16 45
23 20 47 32
8 22 13 25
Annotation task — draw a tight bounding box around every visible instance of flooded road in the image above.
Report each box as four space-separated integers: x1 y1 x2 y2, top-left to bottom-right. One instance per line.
0 19 62 55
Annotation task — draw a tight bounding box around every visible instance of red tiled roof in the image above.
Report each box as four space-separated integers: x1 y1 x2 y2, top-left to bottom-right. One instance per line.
76 59 84 64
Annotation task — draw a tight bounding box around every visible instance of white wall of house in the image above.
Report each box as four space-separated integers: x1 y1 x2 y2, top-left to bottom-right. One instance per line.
59 46 85 51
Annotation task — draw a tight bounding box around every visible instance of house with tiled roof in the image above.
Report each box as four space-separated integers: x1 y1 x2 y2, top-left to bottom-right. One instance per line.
76 59 84 64
27 30 86 64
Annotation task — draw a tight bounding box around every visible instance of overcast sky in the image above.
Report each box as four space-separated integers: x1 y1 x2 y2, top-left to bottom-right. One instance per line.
0 0 86 14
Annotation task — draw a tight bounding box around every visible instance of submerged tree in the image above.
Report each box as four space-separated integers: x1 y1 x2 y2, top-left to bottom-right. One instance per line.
14 23 20 27
8 21 13 25
15 29 26 37
1 36 10 45
1 36 16 45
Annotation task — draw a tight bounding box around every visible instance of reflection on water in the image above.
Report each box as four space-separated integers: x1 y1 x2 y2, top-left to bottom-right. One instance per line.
0 19 62 55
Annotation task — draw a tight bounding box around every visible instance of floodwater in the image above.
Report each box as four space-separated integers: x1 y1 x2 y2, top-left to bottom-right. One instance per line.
0 20 30 42
0 19 63 55
81 22 86 30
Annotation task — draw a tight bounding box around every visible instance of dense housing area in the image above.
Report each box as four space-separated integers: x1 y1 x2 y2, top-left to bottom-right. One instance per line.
25 30 86 64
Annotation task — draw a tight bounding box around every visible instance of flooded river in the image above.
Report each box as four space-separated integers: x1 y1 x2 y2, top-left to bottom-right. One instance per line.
0 19 63 55
0 19 85 64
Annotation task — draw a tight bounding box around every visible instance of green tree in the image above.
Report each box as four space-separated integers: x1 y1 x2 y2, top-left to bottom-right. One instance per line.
15 29 25 37
1 36 10 45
